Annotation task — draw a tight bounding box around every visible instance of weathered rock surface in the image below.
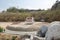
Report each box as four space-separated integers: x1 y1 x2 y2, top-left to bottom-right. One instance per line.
45 21 60 40
37 25 48 37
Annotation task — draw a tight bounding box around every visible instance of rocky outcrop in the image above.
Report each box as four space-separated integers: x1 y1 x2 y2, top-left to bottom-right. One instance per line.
37 25 48 37
45 21 60 40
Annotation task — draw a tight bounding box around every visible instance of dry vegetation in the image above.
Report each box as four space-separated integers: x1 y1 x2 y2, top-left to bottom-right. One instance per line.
0 33 21 40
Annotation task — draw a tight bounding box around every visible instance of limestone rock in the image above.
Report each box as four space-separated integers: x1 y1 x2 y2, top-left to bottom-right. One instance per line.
45 21 60 40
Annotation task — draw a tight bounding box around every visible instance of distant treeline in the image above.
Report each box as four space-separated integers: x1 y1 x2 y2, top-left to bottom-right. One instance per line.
4 7 44 13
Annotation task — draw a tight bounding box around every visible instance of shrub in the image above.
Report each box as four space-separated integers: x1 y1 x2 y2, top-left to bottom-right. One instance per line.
0 27 4 32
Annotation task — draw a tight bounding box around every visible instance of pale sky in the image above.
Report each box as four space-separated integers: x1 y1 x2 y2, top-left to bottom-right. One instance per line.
0 0 59 11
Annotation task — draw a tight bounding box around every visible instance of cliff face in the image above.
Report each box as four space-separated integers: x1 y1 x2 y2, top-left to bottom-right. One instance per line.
51 1 60 10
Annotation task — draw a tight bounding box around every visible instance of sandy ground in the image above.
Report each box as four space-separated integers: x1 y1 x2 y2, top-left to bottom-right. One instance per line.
0 22 49 36
0 22 12 28
0 22 49 29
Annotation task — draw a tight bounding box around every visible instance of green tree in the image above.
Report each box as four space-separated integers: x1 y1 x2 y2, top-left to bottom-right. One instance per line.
7 7 19 13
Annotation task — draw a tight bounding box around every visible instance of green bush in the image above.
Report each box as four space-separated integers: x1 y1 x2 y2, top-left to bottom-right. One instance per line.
0 27 4 32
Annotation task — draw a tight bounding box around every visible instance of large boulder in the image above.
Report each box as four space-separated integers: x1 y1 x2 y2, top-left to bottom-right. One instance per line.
37 25 48 37
45 21 60 40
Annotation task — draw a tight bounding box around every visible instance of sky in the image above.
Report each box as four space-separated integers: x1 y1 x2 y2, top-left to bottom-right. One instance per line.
0 0 59 11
